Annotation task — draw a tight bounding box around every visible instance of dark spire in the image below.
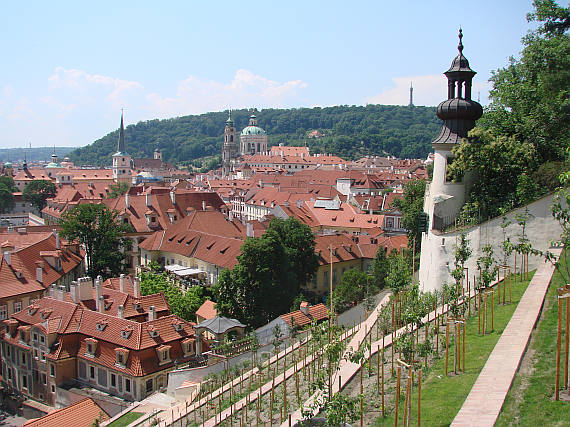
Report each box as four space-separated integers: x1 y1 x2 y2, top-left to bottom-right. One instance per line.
432 30 482 145
116 111 127 154
409 82 414 107
226 109 234 127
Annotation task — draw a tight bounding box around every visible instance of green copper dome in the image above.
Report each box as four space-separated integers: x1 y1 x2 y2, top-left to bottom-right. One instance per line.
241 126 266 136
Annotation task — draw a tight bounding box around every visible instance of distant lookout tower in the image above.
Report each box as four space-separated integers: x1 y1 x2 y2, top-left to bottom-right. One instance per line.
409 82 414 107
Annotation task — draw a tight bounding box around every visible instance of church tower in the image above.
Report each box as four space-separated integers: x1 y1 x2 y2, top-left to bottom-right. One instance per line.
424 29 482 227
153 144 162 161
112 112 132 186
221 111 237 178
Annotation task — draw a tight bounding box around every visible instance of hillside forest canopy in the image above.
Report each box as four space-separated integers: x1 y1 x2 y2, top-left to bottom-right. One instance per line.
68 105 440 168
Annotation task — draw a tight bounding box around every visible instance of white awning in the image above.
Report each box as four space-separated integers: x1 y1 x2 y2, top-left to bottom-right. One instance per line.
165 265 205 277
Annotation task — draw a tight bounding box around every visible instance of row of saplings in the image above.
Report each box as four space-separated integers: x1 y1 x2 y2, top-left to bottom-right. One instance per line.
304 225 534 427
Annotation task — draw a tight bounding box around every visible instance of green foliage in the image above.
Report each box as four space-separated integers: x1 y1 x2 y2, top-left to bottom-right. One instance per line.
393 179 426 249
333 268 371 312
106 182 130 199
476 244 497 292
371 247 389 290
0 179 14 214
449 127 537 218
59 203 131 279
68 106 440 167
139 270 205 321
385 252 412 294
23 179 56 212
325 393 363 427
214 218 316 328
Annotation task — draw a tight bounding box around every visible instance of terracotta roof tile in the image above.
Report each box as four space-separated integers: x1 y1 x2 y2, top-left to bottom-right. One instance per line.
22 397 109 427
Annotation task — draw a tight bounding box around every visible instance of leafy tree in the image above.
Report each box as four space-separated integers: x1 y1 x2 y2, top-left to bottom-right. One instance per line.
23 179 56 212
264 217 318 286
476 244 497 292
371 246 389 290
106 182 130 199
481 0 569 164
333 268 370 312
139 270 205 321
0 183 14 214
394 179 426 250
449 127 536 218
214 218 316 328
385 252 412 294
0 176 16 191
59 203 131 279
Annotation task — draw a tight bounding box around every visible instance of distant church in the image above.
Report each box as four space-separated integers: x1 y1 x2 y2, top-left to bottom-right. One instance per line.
221 110 268 178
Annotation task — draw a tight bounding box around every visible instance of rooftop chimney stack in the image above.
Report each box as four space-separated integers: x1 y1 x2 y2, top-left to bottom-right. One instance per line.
134 276 141 298
98 296 105 313
300 301 310 315
146 193 152 207
119 273 125 293
3 251 11 266
95 276 102 310
125 193 130 209
170 190 176 205
202 200 206 211
36 266 43 284
118 304 124 319
149 305 156 321
246 222 254 237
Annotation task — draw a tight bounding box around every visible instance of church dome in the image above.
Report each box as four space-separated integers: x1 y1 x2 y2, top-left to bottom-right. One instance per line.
241 126 266 136
436 98 483 121
4 162 12 168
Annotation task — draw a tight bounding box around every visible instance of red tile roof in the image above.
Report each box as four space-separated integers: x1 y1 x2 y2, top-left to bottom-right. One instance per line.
196 300 217 320
22 397 109 427
280 303 328 328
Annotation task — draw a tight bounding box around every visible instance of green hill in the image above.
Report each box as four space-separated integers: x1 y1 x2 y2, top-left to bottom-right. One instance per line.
0 146 78 163
68 105 440 168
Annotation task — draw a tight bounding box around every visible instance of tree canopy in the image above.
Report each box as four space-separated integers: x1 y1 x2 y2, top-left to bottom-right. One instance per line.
23 180 56 212
59 204 132 279
393 179 426 249
0 176 16 214
68 105 440 168
214 217 317 328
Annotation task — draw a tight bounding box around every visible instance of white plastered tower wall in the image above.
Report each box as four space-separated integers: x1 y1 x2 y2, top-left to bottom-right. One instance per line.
112 112 132 186
222 111 237 178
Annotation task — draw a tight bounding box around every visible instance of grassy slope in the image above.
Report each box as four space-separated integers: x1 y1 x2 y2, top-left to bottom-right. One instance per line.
497 252 570 426
107 411 144 427
375 274 533 427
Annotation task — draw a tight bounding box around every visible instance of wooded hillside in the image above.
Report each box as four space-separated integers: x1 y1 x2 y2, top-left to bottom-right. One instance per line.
68 105 440 167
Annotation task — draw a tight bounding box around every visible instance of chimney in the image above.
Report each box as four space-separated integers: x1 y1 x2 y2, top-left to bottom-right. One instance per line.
125 193 130 209
202 200 206 211
134 276 141 298
119 273 125 293
98 296 105 313
149 305 156 321
3 251 11 266
296 199 303 208
118 304 124 319
70 281 78 303
300 301 310 315
58 285 66 301
78 277 93 301
95 276 102 310
146 193 152 207
53 229 60 250
36 266 43 284
246 222 254 238
170 190 176 205
229 210 234 221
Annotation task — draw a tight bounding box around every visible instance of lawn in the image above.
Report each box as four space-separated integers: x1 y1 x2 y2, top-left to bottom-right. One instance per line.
107 411 144 427
375 274 533 427
496 251 570 426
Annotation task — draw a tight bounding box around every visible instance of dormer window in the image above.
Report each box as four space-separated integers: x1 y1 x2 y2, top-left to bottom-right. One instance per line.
172 320 184 332
182 338 195 356
156 345 171 365
85 338 98 357
115 348 129 367
132 301 142 311
95 320 108 332
147 325 159 338
120 327 133 339
28 305 39 316
40 309 52 319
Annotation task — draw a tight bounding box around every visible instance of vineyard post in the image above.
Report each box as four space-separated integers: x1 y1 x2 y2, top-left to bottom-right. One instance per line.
556 290 562 401
445 321 449 376
395 366 401 427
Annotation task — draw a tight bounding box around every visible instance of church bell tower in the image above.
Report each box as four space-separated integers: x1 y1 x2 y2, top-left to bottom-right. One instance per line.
221 111 237 178
112 112 132 186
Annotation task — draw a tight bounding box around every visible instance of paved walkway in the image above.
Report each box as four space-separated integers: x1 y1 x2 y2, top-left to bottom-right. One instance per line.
451 249 561 427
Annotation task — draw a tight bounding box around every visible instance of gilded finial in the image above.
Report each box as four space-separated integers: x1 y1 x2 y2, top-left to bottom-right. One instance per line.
458 28 464 53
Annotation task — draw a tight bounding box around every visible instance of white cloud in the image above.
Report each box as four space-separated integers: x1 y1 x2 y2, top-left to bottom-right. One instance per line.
366 74 489 107
145 69 308 118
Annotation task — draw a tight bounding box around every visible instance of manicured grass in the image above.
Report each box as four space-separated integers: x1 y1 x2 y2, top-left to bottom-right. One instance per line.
497 252 570 426
375 274 533 427
107 411 144 427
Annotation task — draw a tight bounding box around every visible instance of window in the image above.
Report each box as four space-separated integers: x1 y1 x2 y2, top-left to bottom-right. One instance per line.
21 353 26 365
0 305 7 320
22 375 28 389
146 378 153 393
125 378 131 393
42 373 47 385
111 374 116 388
40 335 45 344
33 332 38 342
89 366 95 379
50 364 55 377
51 385 55 393
13 301 22 313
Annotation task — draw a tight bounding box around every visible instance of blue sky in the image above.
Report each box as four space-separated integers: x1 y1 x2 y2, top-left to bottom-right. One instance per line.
0 1 537 149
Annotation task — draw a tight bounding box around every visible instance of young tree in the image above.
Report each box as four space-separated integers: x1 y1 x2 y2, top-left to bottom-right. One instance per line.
106 182 130 199
371 246 389 290
333 268 370 312
386 252 412 295
59 203 131 279
23 180 56 212
394 179 426 250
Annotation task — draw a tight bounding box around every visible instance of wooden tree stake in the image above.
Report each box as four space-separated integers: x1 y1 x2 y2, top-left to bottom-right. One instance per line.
395 367 401 427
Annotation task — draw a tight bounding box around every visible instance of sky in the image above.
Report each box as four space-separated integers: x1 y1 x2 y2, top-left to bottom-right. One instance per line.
0 0 538 149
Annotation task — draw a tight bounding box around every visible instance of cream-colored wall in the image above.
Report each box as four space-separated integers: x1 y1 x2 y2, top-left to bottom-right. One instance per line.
307 258 363 295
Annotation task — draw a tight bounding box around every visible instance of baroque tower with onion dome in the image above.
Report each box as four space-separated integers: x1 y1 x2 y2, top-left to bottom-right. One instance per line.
419 30 483 291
